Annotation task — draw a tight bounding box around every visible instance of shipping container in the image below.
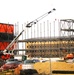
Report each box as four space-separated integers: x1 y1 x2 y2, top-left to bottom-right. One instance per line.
0 23 14 34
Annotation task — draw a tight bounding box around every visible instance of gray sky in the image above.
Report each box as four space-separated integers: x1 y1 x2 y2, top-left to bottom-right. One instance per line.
0 0 74 24
0 0 74 50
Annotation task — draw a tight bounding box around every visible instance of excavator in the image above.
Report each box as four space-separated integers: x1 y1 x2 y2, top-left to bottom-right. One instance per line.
0 8 56 61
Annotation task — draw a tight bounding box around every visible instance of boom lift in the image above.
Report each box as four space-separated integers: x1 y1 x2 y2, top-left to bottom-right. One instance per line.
0 8 56 60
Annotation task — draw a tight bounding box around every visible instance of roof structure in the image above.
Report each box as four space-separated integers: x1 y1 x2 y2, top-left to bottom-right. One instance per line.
60 19 74 23
18 36 74 42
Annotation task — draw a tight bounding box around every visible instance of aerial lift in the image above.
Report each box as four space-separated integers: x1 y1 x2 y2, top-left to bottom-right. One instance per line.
0 8 56 60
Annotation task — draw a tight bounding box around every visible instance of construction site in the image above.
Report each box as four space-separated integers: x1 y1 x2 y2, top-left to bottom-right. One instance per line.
0 8 74 58
0 8 74 75
14 19 74 58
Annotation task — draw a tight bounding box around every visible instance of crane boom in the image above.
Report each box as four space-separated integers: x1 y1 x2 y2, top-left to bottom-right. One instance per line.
3 30 24 54
3 8 56 54
26 8 56 27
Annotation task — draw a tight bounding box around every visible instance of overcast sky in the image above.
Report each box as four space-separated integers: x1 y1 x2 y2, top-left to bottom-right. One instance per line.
0 0 74 24
0 0 74 50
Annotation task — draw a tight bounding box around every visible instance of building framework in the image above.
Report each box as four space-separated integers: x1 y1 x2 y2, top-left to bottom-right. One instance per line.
14 19 74 57
60 19 74 53
17 36 74 57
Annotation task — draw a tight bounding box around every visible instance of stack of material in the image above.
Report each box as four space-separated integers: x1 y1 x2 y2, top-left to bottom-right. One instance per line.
34 61 74 74
51 62 74 70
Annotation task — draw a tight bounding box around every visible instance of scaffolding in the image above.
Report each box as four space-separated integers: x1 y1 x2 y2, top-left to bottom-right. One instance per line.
59 19 74 54
14 19 74 57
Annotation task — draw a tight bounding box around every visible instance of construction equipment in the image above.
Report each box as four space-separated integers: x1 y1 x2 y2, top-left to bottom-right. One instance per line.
26 8 56 27
64 53 74 63
0 8 56 60
3 30 24 54
64 53 74 60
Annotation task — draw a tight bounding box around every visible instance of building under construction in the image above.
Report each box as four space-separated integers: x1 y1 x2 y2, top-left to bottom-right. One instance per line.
0 9 74 59
15 19 74 58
